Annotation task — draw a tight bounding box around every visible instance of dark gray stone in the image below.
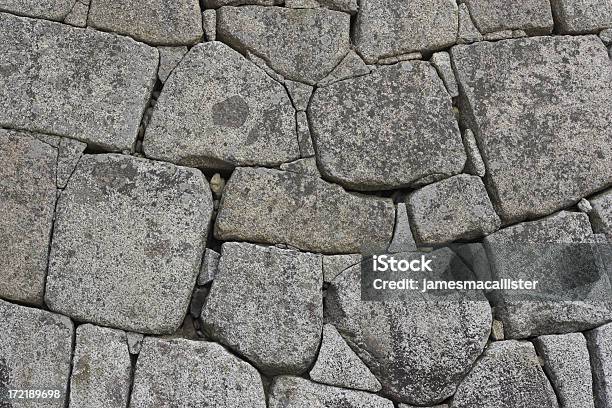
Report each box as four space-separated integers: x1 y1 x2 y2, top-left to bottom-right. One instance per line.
464 0 554 35
452 36 612 223
551 0 612 33
309 62 465 190
585 323 612 408
46 154 213 334
214 167 395 254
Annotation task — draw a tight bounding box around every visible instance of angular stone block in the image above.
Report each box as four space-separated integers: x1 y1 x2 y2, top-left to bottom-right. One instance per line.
589 188 612 237
452 36 612 223
201 242 322 375
0 0 74 20
0 130 57 305
585 323 612 408
144 42 298 169
214 167 395 254
217 6 351 84
130 338 266 407
157 46 188 83
464 0 554 35
551 0 612 33
309 62 465 190
46 154 213 334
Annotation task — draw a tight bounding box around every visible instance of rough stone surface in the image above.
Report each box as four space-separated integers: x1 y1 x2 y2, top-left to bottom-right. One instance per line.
0 0 74 20
56 137 86 189
286 80 313 111
63 0 90 27
207 0 281 7
601 27 612 44
318 50 371 87
88 0 203 45
217 6 351 84
322 254 362 283
280 157 320 177
157 46 188 83
354 0 458 63
46 154 213 334
202 9 216 40
145 42 298 169
310 324 382 392
309 62 465 190
214 167 395 254
198 248 220 285
130 337 266 407
326 250 492 405
201 242 322 375
269 376 394 408
462 129 486 177
0 13 158 151
127 332 144 355
69 324 131 408
430 51 459 97
451 341 558 408
483 211 612 339
0 130 57 306
464 0 554 35
0 300 73 407
407 174 501 245
585 323 612 408
551 0 612 33
458 3 484 44
297 111 316 157
589 188 612 237
452 36 612 223
534 333 595 408
388 203 418 253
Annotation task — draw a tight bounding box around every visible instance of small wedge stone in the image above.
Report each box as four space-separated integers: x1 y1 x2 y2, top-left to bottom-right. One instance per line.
462 129 486 177
585 323 612 408
198 248 220 285
388 203 417 253
157 46 188 83
318 50 371 87
458 3 484 44
203 9 216 40
430 51 459 97
589 188 612 237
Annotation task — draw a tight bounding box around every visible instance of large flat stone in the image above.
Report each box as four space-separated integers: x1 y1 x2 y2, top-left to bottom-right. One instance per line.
268 376 394 408
551 0 612 33
69 324 132 408
0 300 73 407
130 338 266 407
585 323 612 408
354 0 458 63
88 0 202 45
144 42 298 169
451 36 612 223
0 13 158 151
46 154 213 334
451 341 558 408
309 62 465 190
483 211 612 339
217 6 351 84
201 242 322 375
0 0 74 20
214 167 395 254
464 0 554 35
0 130 57 306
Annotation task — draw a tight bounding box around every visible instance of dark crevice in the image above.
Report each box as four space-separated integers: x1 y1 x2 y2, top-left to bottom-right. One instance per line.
125 352 139 408
62 319 77 408
134 78 163 155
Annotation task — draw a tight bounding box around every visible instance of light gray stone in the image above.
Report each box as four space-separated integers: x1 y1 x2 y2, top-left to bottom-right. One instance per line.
144 42 298 169
534 333 595 408
63 0 90 27
483 211 612 339
217 6 351 84
0 0 73 20
131 338 266 407
464 0 553 35
551 0 612 33
0 13 158 151
458 3 484 44
201 242 322 375
377 52 422 65
46 154 213 334
319 0 358 12
585 323 612 408
451 341 558 408
309 62 465 190
56 137 86 189
407 174 501 245
157 46 188 83
127 332 144 355
318 50 371 87
462 129 486 177
400 405 448 408
280 157 320 177
207 0 281 7
310 324 381 392
601 27 612 44
88 0 203 45
326 250 491 405
431 51 459 97
269 376 394 408
285 0 320 7
297 111 315 157
579 198 594 213
322 254 362 283
69 324 131 408
483 29 514 40
388 203 417 253
589 188 612 237
354 0 458 63
246 50 287 83
452 36 612 223
197 248 220 285
202 9 216 41
0 130 57 306
214 167 395 254
286 80 313 111
0 299 73 407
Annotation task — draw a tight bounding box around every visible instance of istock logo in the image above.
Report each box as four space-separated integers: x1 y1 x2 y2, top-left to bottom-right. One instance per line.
372 254 432 272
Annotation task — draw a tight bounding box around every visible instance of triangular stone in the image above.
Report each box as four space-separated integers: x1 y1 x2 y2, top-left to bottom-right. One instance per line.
318 50 371 87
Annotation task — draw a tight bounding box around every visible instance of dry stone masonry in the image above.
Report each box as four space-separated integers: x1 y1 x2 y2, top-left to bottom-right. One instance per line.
0 0 611 406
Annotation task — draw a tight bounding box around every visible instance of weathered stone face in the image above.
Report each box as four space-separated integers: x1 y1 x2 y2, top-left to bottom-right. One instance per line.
353 0 458 63
144 42 298 169
451 341 558 408
88 0 203 45
216 6 351 84
130 338 266 407
0 0 74 20
452 36 612 223
589 188 612 237
550 0 612 33
214 167 395 254
464 0 554 35
46 154 213 334
202 242 322 375
0 300 74 408
309 62 465 191
586 323 612 408
0 130 57 306
0 13 158 151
